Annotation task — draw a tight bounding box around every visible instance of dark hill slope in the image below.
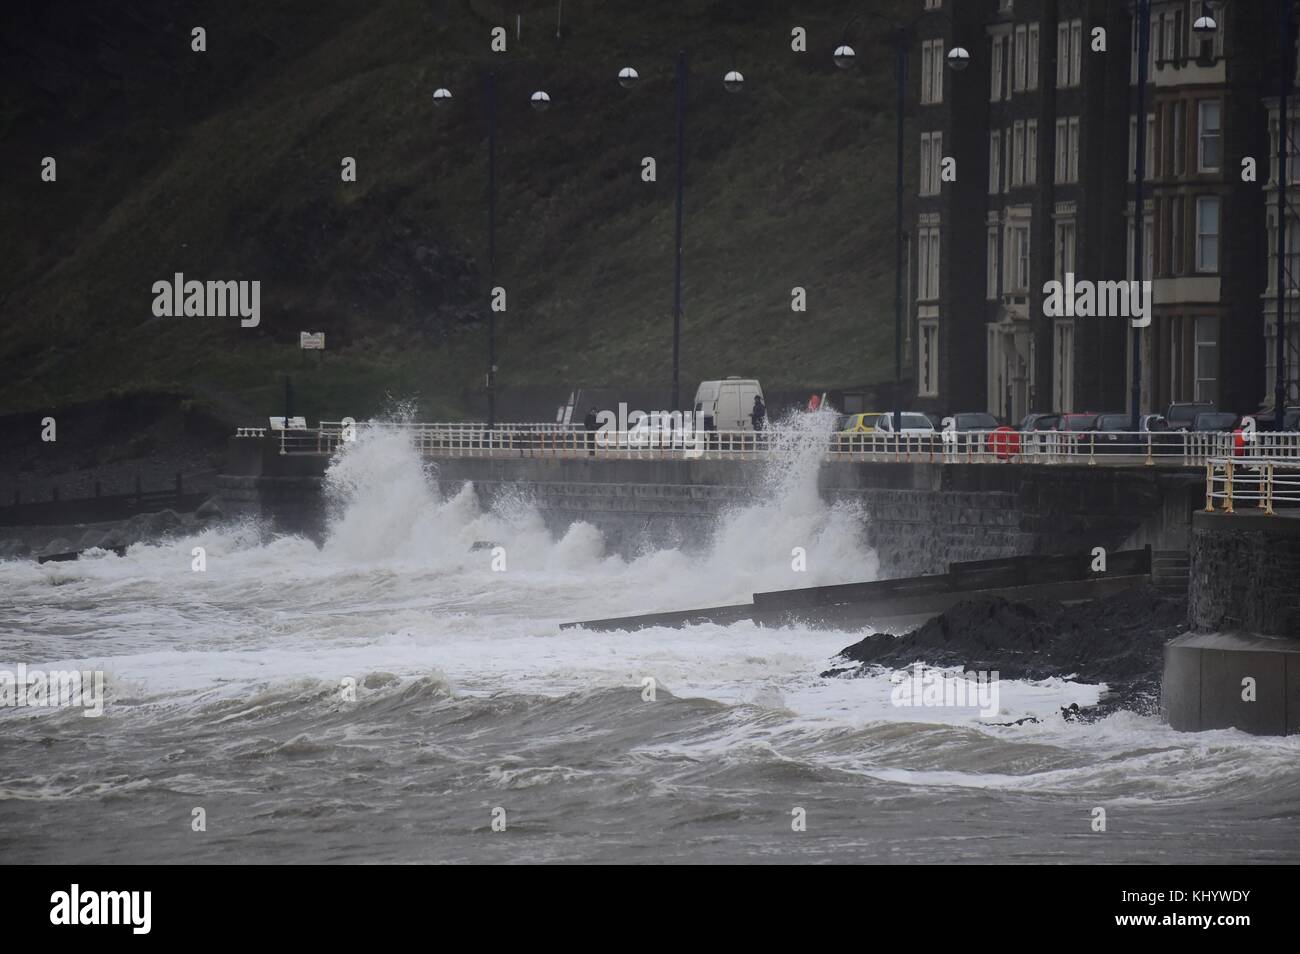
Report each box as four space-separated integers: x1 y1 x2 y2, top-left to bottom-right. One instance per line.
0 0 910 420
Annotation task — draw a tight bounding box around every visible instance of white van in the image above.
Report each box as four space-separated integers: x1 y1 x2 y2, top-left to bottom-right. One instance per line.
694 378 764 431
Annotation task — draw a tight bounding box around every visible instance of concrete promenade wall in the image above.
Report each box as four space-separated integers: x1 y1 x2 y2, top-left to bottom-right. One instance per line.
219 438 1202 577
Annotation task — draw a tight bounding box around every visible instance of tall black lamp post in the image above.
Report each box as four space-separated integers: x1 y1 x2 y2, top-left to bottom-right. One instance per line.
432 71 551 430
833 14 970 434
617 51 745 413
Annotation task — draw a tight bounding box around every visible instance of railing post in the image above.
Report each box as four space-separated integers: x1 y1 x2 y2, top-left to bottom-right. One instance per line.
1145 432 1154 466
1205 461 1215 512
1224 460 1234 514
1088 432 1096 466
1265 462 1276 515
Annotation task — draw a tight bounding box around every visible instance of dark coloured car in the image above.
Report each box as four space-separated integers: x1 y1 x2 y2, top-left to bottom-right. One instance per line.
949 412 1000 432
1251 407 1300 432
1019 413 1061 432
942 412 1000 454
1191 411 1239 432
1093 413 1139 455
1057 412 1100 431
1166 402 1216 431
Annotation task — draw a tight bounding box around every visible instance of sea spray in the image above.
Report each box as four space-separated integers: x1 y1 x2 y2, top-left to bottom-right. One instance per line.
703 408 877 601
316 408 876 606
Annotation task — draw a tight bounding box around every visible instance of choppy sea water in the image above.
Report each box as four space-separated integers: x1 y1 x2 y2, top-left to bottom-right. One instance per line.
2 416 1298 864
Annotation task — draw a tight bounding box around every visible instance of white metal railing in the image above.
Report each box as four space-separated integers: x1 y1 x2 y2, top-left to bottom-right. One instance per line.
265 424 1300 464
1205 458 1300 514
245 422 1300 467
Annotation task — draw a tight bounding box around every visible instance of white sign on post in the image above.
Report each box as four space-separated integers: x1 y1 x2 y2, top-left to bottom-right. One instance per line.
300 332 325 350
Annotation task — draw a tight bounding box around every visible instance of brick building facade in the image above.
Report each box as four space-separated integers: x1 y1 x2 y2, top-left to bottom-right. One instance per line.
910 0 1290 419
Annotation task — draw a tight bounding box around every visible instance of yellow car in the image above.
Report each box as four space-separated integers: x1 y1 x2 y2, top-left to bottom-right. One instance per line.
837 412 935 435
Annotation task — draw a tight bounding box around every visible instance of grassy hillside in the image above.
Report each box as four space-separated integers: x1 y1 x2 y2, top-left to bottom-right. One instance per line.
0 0 912 422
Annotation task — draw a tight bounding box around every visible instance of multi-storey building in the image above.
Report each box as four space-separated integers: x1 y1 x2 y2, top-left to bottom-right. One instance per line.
1263 68 1300 409
911 0 1280 419
1132 0 1265 414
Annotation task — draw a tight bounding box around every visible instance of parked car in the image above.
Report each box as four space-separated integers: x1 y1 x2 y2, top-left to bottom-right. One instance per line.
1019 413 1060 432
1139 413 1182 456
838 411 936 435
834 411 935 452
940 412 1000 453
1057 412 1100 431
947 412 1000 432
1165 401 1216 432
1250 407 1300 432
1093 413 1137 454
1191 411 1239 432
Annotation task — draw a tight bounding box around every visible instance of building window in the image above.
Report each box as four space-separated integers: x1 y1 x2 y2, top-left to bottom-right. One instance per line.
1056 22 1070 88
1171 101 1186 177
1054 220 1076 282
1054 320 1075 413
1159 11 1179 64
1131 12 1158 83
919 321 940 397
920 131 943 195
1055 117 1079 184
990 131 1002 194
1068 117 1079 182
1194 316 1219 404
917 225 941 300
990 34 1005 102
1006 222 1031 292
1175 194 1185 276
1070 20 1082 85
1026 119 1038 184
1057 19 1082 88
1128 114 1156 181
1202 2 1226 61
1127 211 1155 281
987 225 1000 299
1027 23 1039 90
1269 112 1300 184
921 39 944 104
1195 196 1220 273
924 0 942 10
1011 121 1025 186
1198 100 1221 172
1268 211 1300 293
1014 25 1028 92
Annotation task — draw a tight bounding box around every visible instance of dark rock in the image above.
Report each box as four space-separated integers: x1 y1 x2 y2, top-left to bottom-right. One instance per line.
826 585 1189 718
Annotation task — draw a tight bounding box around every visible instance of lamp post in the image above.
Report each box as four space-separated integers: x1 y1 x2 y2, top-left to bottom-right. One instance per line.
617 50 745 413
432 71 551 430
833 15 969 435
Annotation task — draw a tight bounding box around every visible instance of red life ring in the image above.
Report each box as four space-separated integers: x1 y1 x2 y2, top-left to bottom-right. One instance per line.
988 426 1021 460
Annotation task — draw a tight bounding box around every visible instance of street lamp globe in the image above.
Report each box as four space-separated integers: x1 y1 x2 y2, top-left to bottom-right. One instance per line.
1192 14 1218 36
617 66 639 89
432 87 453 106
530 90 552 111
723 69 745 92
833 44 857 70
947 46 971 71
